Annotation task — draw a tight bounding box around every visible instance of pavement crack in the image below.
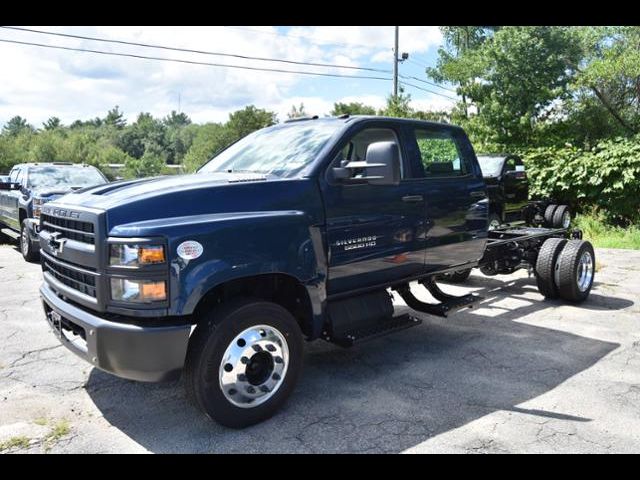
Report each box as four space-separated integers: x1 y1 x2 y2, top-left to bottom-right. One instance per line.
8 344 62 368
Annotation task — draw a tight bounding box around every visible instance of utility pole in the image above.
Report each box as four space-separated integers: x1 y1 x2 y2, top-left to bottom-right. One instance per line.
393 26 399 98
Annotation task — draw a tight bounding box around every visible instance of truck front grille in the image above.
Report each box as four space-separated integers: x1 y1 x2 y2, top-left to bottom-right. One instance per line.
42 256 97 298
40 214 95 244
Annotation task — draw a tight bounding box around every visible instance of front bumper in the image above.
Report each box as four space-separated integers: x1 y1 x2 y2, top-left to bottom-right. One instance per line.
40 282 190 382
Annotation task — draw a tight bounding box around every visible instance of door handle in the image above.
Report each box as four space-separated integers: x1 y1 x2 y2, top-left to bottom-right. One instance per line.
402 195 424 203
470 191 487 198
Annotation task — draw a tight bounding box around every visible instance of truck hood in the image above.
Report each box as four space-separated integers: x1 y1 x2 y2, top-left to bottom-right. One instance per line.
55 172 271 210
47 172 321 235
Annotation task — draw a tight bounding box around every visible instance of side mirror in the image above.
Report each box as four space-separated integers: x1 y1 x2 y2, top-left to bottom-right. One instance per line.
0 182 20 191
331 141 401 186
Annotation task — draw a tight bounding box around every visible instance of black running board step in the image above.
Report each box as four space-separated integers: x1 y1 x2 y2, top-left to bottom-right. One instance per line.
330 314 422 347
394 284 482 318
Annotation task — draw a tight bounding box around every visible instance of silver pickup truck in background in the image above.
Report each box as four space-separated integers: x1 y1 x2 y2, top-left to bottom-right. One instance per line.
0 163 108 261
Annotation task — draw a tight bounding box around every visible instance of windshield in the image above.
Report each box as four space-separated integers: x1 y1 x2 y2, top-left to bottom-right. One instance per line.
198 122 341 178
27 166 107 190
476 156 505 177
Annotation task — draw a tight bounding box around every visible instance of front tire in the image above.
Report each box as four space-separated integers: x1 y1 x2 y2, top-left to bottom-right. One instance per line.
184 298 304 428
21 220 39 262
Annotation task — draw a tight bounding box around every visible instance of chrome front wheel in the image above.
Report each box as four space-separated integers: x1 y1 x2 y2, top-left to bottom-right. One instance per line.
219 325 289 408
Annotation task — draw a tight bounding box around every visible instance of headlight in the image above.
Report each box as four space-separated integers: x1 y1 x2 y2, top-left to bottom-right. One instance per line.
109 244 165 267
32 198 44 219
110 278 167 303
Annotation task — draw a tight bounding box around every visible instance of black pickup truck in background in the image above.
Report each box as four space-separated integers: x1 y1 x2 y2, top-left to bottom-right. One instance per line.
476 154 572 231
0 163 108 261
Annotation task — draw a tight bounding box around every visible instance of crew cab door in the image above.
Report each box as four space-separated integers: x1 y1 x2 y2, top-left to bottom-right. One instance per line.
404 126 488 272
502 155 529 215
321 123 428 295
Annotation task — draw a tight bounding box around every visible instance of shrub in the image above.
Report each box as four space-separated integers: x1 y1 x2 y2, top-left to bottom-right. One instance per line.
521 135 640 225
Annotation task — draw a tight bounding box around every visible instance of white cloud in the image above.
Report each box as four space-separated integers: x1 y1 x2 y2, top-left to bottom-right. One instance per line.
0 26 445 127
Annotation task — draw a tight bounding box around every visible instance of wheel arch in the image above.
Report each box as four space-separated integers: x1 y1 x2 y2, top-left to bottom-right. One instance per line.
191 272 318 339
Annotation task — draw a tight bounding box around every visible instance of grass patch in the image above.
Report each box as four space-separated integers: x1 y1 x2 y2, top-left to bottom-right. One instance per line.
46 419 70 442
33 417 48 426
574 214 640 250
42 419 71 452
0 436 31 451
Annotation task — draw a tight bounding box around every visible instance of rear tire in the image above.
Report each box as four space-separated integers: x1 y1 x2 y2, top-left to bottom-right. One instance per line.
552 205 571 229
556 240 595 303
21 221 39 262
184 298 304 428
543 204 558 227
535 237 567 299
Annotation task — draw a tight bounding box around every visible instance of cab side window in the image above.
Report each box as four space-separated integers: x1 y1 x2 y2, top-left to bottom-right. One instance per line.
413 129 468 177
9 168 20 183
504 157 517 173
331 127 404 179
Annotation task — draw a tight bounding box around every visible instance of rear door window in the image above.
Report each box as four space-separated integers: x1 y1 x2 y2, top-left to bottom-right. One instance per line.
413 129 469 178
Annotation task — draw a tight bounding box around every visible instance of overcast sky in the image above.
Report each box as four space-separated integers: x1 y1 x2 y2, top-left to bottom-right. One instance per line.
0 26 455 127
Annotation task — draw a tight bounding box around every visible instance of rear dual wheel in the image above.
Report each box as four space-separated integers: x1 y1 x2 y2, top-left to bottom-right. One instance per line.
544 204 572 229
535 239 595 303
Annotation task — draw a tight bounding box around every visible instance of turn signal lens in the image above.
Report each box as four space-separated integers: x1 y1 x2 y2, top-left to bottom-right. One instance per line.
110 244 165 266
138 246 165 264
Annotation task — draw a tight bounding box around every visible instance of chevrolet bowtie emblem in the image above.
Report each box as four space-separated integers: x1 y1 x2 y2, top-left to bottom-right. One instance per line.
48 232 67 255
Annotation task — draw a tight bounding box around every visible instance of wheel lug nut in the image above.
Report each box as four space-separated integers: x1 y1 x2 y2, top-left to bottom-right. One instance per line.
240 356 249 364
260 385 270 393
246 386 256 394
274 356 283 364
237 374 247 382
228 388 237 395
265 344 276 352
252 344 262 352
223 363 233 372
272 373 280 381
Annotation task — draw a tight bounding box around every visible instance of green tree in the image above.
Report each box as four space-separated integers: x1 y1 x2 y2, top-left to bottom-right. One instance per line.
104 106 126 129
123 149 165 179
163 110 191 128
287 103 308 119
226 105 277 140
2 116 34 136
43 117 62 131
573 26 640 135
182 123 232 173
330 102 376 116
380 88 413 117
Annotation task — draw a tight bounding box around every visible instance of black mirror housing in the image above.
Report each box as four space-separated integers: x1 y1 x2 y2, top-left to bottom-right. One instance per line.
364 141 401 186
0 182 20 191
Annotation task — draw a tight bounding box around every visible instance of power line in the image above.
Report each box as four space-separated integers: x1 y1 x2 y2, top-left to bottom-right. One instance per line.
399 80 458 101
399 74 456 93
0 26 391 74
0 37 393 81
406 58 429 69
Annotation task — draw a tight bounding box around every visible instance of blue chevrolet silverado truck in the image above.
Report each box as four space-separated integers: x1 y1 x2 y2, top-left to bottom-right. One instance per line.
0 163 108 261
38 116 595 427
